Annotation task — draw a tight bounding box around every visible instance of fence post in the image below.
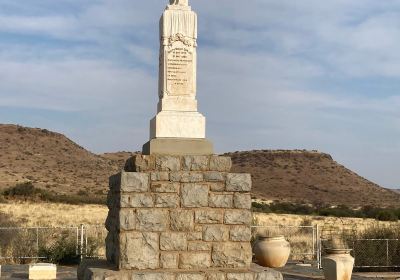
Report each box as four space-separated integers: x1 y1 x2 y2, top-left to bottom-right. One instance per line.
312 225 315 257
386 239 389 267
36 227 39 256
85 229 88 257
316 224 321 269
76 227 79 255
80 224 84 260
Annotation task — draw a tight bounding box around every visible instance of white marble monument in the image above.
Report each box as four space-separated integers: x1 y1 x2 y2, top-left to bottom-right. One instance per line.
77 2 282 279
143 0 213 155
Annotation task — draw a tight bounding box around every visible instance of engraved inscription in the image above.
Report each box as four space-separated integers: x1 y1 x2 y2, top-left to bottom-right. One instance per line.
166 47 193 96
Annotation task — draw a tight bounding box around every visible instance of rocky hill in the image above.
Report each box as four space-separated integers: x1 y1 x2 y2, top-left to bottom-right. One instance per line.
226 150 400 207
0 124 399 207
0 124 117 198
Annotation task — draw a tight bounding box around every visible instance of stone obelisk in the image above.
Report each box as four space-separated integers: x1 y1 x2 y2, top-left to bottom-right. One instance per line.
142 0 213 155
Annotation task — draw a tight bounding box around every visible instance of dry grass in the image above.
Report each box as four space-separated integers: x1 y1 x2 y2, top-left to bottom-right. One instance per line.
2 201 399 230
0 202 107 227
254 212 400 234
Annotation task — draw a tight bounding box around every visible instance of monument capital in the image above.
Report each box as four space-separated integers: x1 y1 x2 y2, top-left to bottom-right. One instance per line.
169 0 189 6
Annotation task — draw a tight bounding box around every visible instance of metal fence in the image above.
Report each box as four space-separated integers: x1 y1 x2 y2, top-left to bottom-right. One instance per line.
2 224 400 270
251 225 318 263
319 238 400 269
253 225 400 270
82 225 107 258
352 239 400 268
2 224 318 264
0 225 106 262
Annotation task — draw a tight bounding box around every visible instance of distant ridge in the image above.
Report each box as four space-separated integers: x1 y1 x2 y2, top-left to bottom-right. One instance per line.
0 124 399 207
225 150 400 207
0 124 119 198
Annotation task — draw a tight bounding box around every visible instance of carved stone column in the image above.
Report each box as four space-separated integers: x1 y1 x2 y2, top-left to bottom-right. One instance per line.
143 1 213 155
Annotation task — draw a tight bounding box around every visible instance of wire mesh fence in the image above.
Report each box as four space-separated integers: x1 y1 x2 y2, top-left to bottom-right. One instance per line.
82 225 107 259
2 224 400 270
0 225 106 263
319 238 400 268
251 225 318 262
352 239 400 268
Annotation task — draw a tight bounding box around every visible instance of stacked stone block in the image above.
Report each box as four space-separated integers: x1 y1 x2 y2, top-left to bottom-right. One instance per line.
105 155 253 271
78 154 282 280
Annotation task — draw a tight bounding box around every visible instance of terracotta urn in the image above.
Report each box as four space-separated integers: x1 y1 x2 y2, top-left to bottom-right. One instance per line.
322 249 354 280
253 235 291 268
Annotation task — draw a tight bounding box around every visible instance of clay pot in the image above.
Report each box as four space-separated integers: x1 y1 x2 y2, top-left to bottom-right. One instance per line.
253 235 291 268
322 249 354 280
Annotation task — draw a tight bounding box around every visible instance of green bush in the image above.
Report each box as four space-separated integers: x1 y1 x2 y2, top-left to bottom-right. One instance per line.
39 235 80 264
38 232 102 264
252 202 271 213
2 183 106 205
376 210 398 221
3 182 38 197
252 201 400 222
52 194 106 205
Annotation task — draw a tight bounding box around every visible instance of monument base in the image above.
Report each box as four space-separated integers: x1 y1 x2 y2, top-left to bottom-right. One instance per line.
78 260 283 280
142 138 213 155
150 111 206 139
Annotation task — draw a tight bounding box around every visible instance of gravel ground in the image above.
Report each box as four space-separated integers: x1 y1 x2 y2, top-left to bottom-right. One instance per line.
277 263 400 280
0 265 77 280
1 263 399 280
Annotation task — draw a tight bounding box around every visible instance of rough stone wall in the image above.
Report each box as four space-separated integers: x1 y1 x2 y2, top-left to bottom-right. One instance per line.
105 155 253 271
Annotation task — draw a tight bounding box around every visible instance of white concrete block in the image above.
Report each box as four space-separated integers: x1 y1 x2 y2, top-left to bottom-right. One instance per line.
158 97 198 112
150 111 205 139
29 263 57 280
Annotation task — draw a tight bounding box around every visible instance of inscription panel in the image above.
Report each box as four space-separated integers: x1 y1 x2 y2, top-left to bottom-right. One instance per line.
166 47 193 96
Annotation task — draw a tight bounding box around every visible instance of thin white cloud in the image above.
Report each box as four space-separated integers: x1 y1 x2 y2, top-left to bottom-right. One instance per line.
0 59 155 111
0 15 77 34
125 44 157 66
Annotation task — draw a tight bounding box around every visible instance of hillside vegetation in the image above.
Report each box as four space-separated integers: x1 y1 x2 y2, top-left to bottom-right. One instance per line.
0 124 399 208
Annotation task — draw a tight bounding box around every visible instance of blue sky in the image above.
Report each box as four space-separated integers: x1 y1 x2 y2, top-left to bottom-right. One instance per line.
0 0 399 189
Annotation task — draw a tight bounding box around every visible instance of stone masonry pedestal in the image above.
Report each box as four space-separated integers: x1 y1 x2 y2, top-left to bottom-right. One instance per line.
78 155 283 280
